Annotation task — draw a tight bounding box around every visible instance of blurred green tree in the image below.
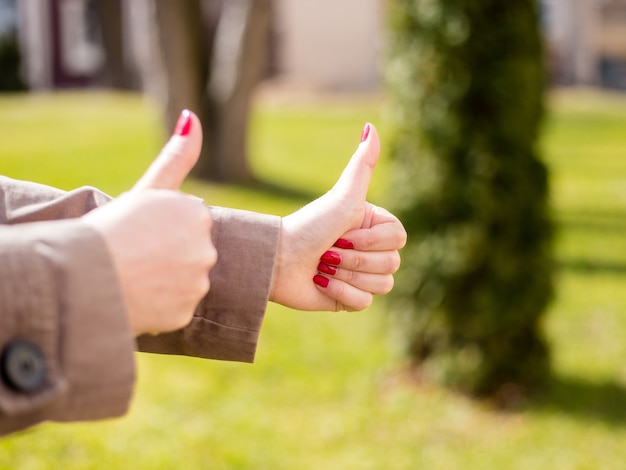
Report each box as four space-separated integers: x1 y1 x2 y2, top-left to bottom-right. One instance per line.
387 0 553 402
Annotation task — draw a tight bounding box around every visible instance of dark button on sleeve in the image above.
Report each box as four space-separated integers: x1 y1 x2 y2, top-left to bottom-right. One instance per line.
1 340 47 393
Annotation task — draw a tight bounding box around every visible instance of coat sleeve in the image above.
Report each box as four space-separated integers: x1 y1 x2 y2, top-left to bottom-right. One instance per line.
0 176 280 434
136 207 281 362
0 177 135 436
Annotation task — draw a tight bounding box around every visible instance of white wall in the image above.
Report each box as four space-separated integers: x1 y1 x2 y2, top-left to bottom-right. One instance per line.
274 0 383 90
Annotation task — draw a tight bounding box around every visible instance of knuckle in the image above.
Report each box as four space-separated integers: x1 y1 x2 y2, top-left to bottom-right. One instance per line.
395 227 408 248
204 244 218 268
196 209 213 235
351 252 363 270
192 275 210 299
204 211 213 230
201 276 211 295
388 251 402 273
362 230 376 248
346 268 359 284
354 293 373 311
172 306 196 331
335 281 347 300
343 289 373 312
379 275 395 295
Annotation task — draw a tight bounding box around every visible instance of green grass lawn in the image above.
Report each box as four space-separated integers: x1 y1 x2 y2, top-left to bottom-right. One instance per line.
1 88 626 469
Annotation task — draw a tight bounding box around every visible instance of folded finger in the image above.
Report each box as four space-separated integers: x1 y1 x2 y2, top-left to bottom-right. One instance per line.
341 219 407 252
320 248 401 274
317 263 395 296
313 275 374 312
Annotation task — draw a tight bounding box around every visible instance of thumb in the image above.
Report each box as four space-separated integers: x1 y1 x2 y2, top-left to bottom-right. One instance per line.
133 110 203 191
331 122 380 202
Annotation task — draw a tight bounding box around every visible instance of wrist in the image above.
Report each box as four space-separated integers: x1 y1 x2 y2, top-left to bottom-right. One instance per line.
269 217 286 303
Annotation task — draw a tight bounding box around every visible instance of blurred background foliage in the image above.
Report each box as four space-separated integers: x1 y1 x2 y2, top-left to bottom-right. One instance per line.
386 0 553 400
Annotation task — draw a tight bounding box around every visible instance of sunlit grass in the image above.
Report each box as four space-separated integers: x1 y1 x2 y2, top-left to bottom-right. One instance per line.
1 88 626 469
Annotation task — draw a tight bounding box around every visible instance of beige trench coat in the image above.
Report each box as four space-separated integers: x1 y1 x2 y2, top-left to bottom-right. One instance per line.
0 176 280 436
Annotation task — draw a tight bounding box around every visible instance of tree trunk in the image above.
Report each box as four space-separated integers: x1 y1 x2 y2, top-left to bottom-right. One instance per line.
152 0 272 182
387 0 553 403
206 0 272 182
153 0 211 135
93 0 138 89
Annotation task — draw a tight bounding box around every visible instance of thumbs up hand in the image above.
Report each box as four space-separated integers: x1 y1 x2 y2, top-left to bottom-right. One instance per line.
83 110 217 335
270 123 407 312
132 110 202 192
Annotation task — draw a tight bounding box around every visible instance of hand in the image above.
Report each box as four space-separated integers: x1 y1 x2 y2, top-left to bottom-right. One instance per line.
270 123 407 312
83 111 217 335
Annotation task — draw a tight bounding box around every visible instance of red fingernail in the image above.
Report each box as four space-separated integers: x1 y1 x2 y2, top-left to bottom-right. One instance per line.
174 110 192 136
334 238 354 250
321 251 341 265
360 123 370 143
317 262 337 276
313 274 329 288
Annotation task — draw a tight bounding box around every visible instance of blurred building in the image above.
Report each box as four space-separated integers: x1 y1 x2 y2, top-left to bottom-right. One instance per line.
272 0 382 91
17 0 105 89
5 0 626 92
543 0 626 89
11 0 383 92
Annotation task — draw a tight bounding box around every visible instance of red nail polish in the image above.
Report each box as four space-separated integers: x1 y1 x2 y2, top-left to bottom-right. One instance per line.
317 262 337 276
334 238 355 250
321 251 341 265
313 274 329 288
360 123 370 143
174 110 192 136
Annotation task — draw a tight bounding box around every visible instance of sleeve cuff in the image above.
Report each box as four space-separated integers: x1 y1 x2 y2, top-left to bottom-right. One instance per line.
137 207 281 363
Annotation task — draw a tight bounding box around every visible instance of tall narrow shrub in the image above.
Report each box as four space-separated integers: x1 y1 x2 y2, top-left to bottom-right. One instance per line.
387 0 553 399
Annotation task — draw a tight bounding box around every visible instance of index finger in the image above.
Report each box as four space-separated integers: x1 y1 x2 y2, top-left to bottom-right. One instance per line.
338 209 407 251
